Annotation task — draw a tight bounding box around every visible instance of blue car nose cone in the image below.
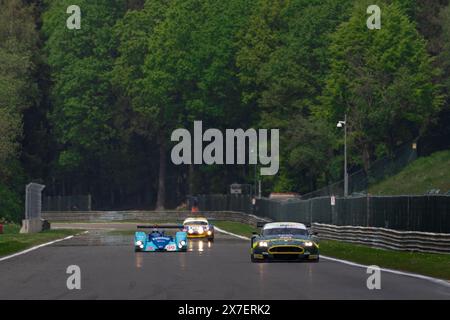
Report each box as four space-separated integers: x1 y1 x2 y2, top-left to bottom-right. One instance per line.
154 237 170 249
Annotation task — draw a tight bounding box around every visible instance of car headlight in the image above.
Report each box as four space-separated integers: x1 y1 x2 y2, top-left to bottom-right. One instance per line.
207 231 212 236
180 240 186 246
304 241 314 247
188 228 194 234
135 240 143 246
259 241 268 247
198 227 204 234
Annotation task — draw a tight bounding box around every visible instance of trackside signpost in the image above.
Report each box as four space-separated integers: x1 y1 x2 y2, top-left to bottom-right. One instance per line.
20 183 46 234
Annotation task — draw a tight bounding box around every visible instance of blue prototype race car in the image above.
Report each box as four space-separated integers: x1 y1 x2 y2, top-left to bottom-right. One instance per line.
134 225 188 252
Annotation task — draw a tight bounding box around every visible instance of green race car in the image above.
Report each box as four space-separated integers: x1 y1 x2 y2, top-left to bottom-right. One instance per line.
251 222 319 262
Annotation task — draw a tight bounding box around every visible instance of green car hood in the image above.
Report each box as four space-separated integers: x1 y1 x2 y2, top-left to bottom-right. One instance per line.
258 236 313 246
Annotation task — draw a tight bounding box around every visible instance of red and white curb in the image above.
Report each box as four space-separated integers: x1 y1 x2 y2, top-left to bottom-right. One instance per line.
0 231 89 262
215 227 450 288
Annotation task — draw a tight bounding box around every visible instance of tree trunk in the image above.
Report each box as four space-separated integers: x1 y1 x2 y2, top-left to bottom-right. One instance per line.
362 143 370 173
155 137 166 210
188 164 194 195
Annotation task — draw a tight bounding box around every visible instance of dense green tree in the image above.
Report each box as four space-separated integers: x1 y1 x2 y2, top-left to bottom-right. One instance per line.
42 0 127 193
1 0 448 208
0 0 38 180
114 0 254 207
406 0 449 55
237 0 354 192
0 0 39 221
419 3 450 155
112 0 172 209
439 4 450 89
319 1 443 172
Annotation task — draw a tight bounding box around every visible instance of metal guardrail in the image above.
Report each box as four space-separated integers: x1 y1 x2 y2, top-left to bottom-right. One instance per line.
42 210 271 227
312 223 450 254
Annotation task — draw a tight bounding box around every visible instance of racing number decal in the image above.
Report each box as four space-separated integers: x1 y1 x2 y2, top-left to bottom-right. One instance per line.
166 244 177 251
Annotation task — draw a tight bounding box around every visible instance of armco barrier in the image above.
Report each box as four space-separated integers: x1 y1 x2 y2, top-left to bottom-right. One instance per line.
42 210 271 227
312 223 450 254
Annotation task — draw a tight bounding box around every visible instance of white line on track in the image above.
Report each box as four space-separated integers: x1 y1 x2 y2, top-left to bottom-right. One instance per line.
214 226 252 240
214 227 450 288
0 231 88 262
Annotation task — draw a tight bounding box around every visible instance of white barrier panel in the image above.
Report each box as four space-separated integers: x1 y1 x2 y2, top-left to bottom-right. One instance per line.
312 223 450 254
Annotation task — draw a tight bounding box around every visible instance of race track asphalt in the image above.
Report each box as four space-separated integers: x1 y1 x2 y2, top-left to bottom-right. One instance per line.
0 223 449 300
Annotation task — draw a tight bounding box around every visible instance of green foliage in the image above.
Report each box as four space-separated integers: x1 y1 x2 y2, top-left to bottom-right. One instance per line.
42 0 126 169
0 0 38 181
2 0 448 207
238 0 354 121
0 184 22 223
439 4 450 93
112 0 171 137
112 0 256 205
237 0 354 192
124 0 255 130
319 0 443 172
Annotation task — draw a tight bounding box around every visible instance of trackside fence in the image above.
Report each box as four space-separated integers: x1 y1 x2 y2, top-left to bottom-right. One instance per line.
43 195 92 211
197 194 450 234
197 194 253 214
311 223 450 254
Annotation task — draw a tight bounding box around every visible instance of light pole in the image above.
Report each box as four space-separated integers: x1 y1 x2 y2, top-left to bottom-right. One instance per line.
250 147 257 197
254 163 257 197
337 114 348 197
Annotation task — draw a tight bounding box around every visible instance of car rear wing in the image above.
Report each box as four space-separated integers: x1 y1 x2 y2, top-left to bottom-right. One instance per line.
137 224 184 229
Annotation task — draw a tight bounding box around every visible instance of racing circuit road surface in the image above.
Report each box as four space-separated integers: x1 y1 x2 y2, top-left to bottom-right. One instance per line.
0 223 449 300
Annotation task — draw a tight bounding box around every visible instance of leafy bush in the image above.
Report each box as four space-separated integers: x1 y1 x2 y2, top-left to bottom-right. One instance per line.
0 184 23 223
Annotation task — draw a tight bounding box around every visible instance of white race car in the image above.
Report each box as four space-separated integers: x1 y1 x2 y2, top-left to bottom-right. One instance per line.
183 217 214 241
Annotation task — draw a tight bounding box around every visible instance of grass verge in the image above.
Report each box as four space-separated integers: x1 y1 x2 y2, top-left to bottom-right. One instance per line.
320 240 450 280
0 224 80 257
212 221 258 237
107 229 136 236
369 149 450 195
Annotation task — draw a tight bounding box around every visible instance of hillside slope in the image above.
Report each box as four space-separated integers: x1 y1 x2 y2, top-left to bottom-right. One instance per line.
369 150 450 195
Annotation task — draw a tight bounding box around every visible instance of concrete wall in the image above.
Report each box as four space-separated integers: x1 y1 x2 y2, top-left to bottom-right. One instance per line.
20 218 45 233
42 211 271 227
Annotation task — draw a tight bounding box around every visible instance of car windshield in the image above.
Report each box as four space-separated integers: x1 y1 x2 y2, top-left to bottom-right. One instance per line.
262 228 308 237
185 221 208 225
150 230 164 237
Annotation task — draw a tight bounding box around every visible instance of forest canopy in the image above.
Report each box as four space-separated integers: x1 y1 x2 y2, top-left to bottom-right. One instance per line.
0 0 449 217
